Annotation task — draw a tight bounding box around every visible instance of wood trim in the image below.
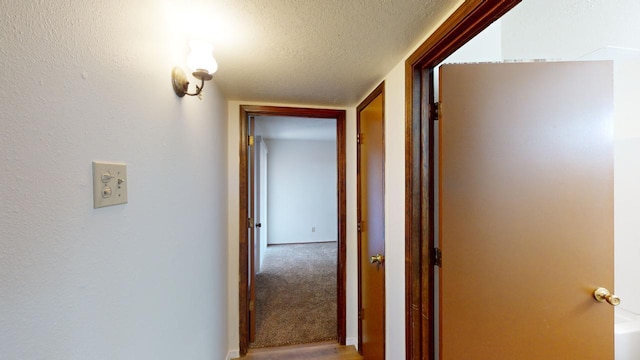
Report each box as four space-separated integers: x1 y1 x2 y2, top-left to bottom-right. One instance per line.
356 82 385 115
239 107 250 355
406 0 520 69
356 82 385 355
238 105 348 356
404 1 521 359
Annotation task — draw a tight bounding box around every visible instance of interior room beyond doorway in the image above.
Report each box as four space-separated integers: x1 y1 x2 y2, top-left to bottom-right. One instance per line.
251 115 338 349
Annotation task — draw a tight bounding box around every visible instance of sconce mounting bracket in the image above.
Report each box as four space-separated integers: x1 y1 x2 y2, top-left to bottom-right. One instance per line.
172 67 189 97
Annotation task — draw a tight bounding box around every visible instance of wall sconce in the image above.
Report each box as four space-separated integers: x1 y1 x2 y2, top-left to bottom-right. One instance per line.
171 40 218 99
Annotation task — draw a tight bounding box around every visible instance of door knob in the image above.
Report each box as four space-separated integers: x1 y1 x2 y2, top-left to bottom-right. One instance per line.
369 254 384 265
593 287 621 306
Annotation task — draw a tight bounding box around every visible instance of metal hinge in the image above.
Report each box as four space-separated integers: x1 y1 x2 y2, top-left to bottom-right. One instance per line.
357 133 363 144
357 221 364 232
248 217 254 228
359 308 364 320
433 247 442 267
249 300 254 312
431 102 440 121
248 135 254 146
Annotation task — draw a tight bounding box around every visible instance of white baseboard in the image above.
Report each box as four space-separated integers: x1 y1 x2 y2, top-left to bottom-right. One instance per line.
346 337 358 349
226 350 240 360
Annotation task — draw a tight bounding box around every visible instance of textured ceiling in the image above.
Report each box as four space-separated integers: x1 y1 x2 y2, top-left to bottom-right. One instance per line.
187 0 460 106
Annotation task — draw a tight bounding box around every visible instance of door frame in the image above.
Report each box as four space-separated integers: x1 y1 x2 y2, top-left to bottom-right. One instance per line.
357 82 385 355
404 1 521 359
238 105 347 356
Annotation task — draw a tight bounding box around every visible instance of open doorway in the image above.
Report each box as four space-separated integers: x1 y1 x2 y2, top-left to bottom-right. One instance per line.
238 105 346 356
251 115 338 348
406 0 640 359
461 3 640 358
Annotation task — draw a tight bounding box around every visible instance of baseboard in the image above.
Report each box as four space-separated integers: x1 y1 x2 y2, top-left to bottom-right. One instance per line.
226 349 239 360
346 337 358 350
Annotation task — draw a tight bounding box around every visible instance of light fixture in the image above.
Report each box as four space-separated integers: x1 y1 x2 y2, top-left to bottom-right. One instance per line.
172 40 218 99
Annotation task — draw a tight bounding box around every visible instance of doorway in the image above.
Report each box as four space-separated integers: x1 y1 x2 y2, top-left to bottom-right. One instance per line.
251 115 338 348
406 0 638 358
238 105 347 356
469 3 640 359
404 3 520 358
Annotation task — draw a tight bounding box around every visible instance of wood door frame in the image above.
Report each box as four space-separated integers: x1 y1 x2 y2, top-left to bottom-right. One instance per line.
238 105 347 356
356 82 385 355
404 1 521 359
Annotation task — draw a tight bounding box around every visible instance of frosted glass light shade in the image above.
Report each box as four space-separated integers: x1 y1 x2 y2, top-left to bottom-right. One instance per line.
186 40 218 74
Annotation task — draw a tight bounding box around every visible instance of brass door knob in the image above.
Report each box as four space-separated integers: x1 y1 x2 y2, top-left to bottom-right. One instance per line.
593 287 621 306
369 254 384 265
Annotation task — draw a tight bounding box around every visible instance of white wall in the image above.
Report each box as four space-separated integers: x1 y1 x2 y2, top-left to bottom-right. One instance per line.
501 0 640 316
380 60 408 360
226 101 358 352
265 139 337 244
255 137 268 272
0 1 229 359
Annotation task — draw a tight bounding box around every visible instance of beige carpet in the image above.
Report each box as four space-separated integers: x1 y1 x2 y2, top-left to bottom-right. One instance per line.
251 242 337 348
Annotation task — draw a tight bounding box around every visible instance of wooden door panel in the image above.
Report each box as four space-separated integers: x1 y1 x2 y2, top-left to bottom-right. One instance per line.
439 61 614 359
358 86 385 360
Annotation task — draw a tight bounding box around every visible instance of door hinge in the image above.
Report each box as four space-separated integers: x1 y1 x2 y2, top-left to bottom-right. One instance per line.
248 217 254 228
431 102 440 121
357 133 363 144
249 300 254 312
433 247 442 267
248 135 255 146
358 308 364 320
357 221 364 232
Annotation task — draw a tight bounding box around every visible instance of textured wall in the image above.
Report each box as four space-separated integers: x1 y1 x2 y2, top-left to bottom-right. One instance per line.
381 60 407 360
0 1 229 359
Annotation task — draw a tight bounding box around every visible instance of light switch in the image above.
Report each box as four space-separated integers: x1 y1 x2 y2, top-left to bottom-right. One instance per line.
92 161 128 208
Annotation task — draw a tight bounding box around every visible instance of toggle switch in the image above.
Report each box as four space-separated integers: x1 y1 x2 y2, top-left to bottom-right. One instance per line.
101 172 114 183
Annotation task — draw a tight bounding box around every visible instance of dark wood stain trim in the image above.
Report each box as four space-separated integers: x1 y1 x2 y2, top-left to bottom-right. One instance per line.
239 106 250 355
406 0 521 69
355 82 385 355
404 1 521 359
238 105 347 356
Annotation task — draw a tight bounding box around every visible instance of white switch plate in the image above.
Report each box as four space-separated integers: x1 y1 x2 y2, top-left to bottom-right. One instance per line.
92 161 128 209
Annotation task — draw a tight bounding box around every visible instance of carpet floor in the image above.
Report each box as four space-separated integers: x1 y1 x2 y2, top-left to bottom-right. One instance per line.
251 242 337 348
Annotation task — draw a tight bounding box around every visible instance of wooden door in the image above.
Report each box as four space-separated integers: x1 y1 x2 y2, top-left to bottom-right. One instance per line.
248 116 257 343
357 84 385 359
438 61 614 359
